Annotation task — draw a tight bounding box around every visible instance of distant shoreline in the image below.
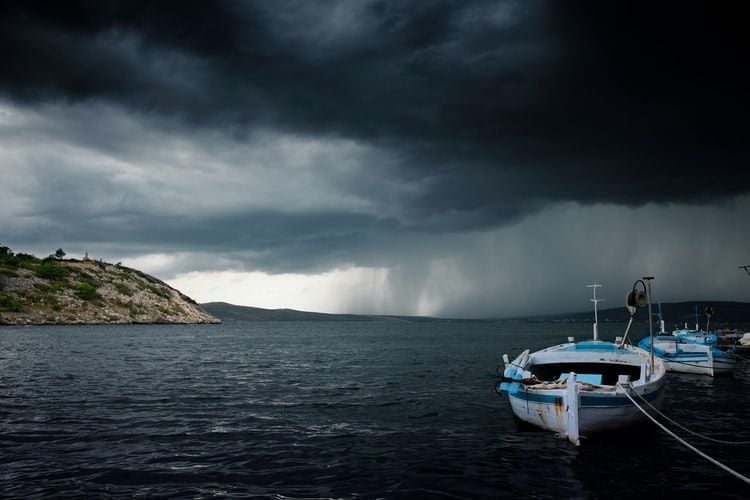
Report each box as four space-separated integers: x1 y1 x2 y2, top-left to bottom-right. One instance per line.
199 301 750 325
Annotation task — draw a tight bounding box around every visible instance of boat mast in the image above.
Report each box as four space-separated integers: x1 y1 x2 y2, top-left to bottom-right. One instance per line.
694 305 700 331
643 276 655 373
652 301 665 334
587 283 604 341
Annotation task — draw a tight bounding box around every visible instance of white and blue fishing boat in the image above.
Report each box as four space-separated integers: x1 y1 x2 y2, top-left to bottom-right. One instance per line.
670 305 719 345
497 280 667 445
637 305 736 376
637 336 736 376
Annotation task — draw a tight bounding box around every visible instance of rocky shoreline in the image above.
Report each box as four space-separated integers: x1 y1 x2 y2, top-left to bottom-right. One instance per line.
0 251 220 325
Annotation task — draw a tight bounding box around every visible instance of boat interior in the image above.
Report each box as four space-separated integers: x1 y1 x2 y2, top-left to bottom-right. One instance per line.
532 362 642 385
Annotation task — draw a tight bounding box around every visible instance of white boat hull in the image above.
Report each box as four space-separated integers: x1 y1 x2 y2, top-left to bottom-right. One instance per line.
508 376 665 435
662 357 736 376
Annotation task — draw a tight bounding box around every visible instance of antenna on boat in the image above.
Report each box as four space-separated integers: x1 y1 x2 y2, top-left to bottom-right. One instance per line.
587 283 604 340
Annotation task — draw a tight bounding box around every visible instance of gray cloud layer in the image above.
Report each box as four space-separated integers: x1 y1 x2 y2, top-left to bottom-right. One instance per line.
2 1 749 316
4 2 749 212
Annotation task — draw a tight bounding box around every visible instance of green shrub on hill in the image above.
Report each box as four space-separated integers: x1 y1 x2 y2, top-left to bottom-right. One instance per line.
74 282 99 301
146 284 171 299
0 293 23 312
36 261 69 280
1 246 39 271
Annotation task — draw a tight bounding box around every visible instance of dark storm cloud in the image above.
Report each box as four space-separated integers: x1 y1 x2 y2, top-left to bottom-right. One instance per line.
3 1 750 318
3 0 749 234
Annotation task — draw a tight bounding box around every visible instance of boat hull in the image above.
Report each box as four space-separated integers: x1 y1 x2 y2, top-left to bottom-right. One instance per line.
662 355 736 376
507 376 665 434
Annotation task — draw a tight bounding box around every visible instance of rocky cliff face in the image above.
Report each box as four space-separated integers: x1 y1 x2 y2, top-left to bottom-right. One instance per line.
0 254 220 325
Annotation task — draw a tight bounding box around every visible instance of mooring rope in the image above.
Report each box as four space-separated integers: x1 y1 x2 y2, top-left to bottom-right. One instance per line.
626 387 750 445
617 383 750 486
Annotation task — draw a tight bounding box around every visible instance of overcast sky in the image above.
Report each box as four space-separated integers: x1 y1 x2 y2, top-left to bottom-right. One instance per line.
2 1 749 318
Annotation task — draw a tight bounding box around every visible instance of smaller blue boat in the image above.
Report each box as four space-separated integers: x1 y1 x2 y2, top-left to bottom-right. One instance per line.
637 336 736 376
637 304 736 376
671 305 719 345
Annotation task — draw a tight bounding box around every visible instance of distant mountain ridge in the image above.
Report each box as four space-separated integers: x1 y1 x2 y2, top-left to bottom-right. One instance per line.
521 301 750 325
201 302 378 322
201 300 750 324
200 302 481 323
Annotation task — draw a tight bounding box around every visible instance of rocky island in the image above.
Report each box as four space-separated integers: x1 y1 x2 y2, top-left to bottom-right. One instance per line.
0 245 220 325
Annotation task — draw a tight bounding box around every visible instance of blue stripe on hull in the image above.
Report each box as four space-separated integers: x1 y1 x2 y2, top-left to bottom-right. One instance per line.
508 382 663 407
508 391 562 405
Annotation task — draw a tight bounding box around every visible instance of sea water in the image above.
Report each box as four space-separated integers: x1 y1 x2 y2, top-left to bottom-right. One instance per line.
2 321 749 498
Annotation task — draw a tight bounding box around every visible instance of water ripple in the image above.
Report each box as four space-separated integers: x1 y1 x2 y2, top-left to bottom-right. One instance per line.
1 322 749 498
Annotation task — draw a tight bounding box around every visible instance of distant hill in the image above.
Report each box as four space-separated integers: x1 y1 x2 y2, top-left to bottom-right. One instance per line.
0 245 220 325
514 301 750 325
201 302 380 322
200 302 484 323
202 300 750 325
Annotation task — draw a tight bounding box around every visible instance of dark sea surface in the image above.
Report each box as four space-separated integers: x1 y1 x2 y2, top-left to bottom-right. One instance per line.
2 321 749 499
